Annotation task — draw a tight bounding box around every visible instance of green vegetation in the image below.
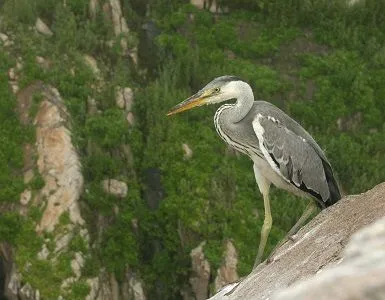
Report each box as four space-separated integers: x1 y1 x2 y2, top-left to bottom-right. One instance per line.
0 0 384 299
0 51 25 203
135 1 385 297
29 173 45 190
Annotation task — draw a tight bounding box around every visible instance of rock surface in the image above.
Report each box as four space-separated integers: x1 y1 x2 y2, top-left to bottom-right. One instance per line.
35 18 53 36
102 179 128 198
182 143 193 160
86 269 146 300
116 87 134 111
190 0 227 13
83 54 102 79
104 0 138 61
209 182 385 300
34 86 85 232
109 0 129 36
89 0 100 20
214 240 239 292
190 242 211 300
273 215 385 300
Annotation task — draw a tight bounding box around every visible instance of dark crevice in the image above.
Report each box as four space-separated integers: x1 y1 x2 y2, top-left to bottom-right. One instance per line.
0 258 8 300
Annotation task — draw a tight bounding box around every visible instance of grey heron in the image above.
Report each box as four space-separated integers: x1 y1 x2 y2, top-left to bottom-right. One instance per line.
167 76 341 268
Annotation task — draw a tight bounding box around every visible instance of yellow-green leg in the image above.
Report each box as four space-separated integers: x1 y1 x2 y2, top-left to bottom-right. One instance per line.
267 199 318 262
253 192 272 268
253 164 272 269
286 199 318 238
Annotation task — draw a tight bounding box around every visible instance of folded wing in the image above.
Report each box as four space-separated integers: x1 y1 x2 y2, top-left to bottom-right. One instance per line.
252 113 332 207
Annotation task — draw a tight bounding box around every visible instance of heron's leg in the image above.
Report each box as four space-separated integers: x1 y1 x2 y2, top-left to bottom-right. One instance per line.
253 164 272 269
267 199 318 262
286 199 318 238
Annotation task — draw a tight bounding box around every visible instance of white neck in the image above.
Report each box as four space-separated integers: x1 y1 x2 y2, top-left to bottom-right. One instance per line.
224 81 254 123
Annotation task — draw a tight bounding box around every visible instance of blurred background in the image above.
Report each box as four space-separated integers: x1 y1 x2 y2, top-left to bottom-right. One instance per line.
0 0 384 299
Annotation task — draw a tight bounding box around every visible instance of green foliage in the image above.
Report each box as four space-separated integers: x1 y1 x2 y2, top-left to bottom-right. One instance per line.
82 254 100 278
70 280 91 300
135 1 385 297
290 49 385 193
28 206 44 223
0 52 25 203
14 219 44 268
203 240 222 271
59 211 71 226
101 216 139 278
1 0 385 299
13 216 90 299
1 0 38 24
29 174 45 190
21 254 74 299
85 109 129 148
69 234 88 253
30 93 44 119
0 213 22 244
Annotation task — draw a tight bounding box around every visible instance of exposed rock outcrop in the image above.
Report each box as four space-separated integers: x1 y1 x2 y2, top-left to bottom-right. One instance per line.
273 215 385 300
1 5 146 299
116 87 134 112
190 0 228 13
3 81 90 299
103 0 137 62
35 18 53 36
86 269 146 300
89 0 100 20
102 179 128 198
182 143 193 160
83 54 102 80
34 86 85 232
214 240 239 292
7 58 22 94
209 182 385 300
0 32 13 46
190 242 211 300
109 0 129 36
116 86 135 126
35 56 51 70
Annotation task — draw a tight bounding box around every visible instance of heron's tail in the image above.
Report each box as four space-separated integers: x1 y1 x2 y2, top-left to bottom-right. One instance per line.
322 160 342 207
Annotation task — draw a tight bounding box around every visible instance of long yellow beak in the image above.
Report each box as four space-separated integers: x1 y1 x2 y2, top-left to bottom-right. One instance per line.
167 91 208 116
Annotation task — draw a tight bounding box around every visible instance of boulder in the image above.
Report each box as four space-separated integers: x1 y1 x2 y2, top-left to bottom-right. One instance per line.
273 215 385 300
102 179 128 198
214 240 239 292
209 182 385 300
35 18 53 36
182 143 193 160
190 242 210 300
33 86 85 232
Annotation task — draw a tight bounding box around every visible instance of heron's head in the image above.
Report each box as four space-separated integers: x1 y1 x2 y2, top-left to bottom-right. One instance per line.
167 75 247 116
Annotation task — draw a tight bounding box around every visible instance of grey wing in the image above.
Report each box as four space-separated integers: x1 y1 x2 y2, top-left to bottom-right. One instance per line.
252 113 330 205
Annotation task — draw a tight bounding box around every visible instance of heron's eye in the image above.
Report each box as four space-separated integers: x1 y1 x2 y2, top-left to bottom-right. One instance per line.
214 87 220 93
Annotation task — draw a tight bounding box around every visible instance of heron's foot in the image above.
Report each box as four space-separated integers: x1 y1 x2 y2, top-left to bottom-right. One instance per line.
253 259 267 270
266 255 275 264
253 253 269 269
266 250 282 264
288 233 298 242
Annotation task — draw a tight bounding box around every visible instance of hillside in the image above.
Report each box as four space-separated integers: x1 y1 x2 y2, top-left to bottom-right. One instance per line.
0 0 384 299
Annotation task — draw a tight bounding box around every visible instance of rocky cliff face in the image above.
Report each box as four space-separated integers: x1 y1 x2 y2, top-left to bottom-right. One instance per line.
209 182 385 300
0 0 146 298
